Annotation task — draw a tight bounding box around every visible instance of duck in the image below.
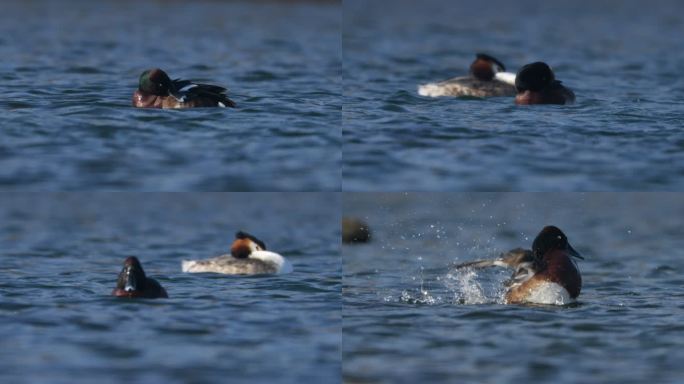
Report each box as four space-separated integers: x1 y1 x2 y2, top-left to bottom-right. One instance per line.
342 217 371 243
132 68 236 109
455 226 583 305
418 53 517 98
182 231 293 275
514 62 575 105
112 256 168 299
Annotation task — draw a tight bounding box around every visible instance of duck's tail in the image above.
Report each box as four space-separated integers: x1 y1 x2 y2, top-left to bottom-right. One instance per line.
217 95 237 108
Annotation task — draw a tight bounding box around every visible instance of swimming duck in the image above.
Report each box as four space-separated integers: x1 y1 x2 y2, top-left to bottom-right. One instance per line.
132 68 236 109
514 62 575 105
418 53 517 98
342 217 371 244
182 231 293 275
112 256 168 299
455 226 583 305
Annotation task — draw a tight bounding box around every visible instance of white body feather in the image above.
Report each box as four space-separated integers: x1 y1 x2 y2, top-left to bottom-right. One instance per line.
418 74 517 98
522 281 574 305
181 251 292 275
494 71 516 86
249 251 293 274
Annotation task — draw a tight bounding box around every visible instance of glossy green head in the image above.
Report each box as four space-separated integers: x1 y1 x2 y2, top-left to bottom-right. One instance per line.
138 68 172 95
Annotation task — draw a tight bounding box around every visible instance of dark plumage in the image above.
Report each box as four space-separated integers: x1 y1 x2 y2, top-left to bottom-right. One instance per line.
515 62 575 105
112 256 168 299
132 68 236 109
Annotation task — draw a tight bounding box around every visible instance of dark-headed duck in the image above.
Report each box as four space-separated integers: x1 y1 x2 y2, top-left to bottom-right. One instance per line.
455 226 583 305
418 53 517 98
182 231 292 275
112 256 168 299
514 62 575 105
132 68 236 109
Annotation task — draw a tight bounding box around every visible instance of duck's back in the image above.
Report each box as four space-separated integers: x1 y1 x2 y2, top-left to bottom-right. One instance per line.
418 76 516 98
182 254 279 275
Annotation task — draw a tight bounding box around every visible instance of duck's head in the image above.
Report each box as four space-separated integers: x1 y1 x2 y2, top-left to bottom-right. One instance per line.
515 62 555 92
231 231 267 259
138 68 172 96
470 53 506 81
532 226 583 260
116 256 148 292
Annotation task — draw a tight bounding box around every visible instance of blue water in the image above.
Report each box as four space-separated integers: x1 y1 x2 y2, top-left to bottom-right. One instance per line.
343 0 684 191
0 193 341 383
343 193 684 383
0 0 341 191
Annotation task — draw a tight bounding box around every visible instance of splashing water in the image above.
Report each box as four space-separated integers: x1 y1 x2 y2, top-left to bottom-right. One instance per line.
444 268 489 304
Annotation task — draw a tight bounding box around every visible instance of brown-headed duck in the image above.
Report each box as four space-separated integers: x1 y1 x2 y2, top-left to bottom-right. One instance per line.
514 62 575 105
455 226 583 305
112 256 168 299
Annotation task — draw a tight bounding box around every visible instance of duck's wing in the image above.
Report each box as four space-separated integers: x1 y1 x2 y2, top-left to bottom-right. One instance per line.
454 248 542 289
503 262 539 288
454 258 511 269
454 248 534 270
170 79 237 108
171 78 193 90
501 249 544 288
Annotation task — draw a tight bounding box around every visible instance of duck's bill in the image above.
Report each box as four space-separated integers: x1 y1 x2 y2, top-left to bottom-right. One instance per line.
568 244 584 260
124 268 137 292
494 72 516 86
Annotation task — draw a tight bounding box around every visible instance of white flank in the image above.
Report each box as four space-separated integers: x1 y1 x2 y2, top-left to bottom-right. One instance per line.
524 281 574 305
494 72 516 86
181 251 293 275
250 251 293 274
181 260 197 273
218 102 226 108
417 83 447 97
